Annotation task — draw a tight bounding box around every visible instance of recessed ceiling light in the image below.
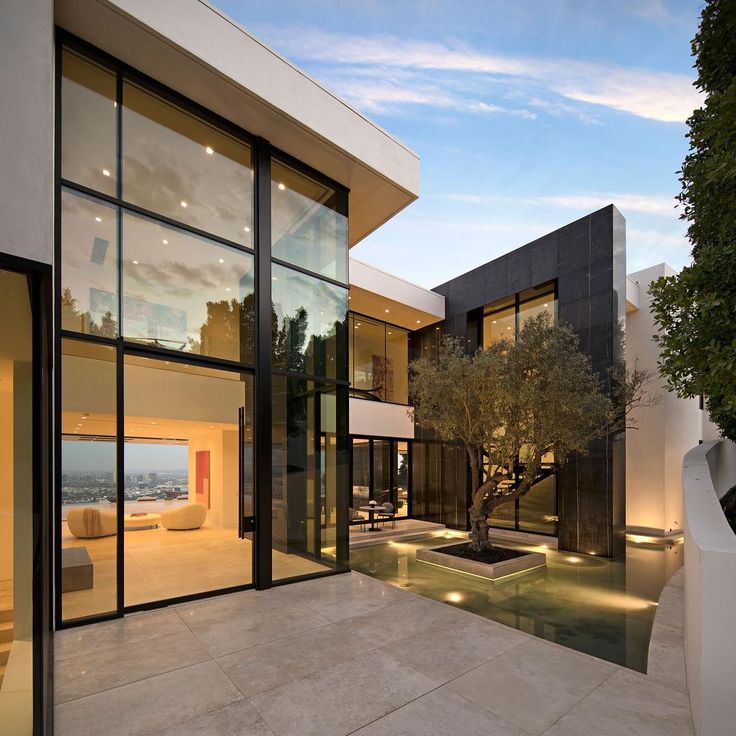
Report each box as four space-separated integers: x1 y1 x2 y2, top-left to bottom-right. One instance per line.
218 258 224 264
132 260 139 265
162 239 168 245
102 168 111 177
205 146 214 155
278 183 286 191
416 320 421 324
209 425 215 429
95 216 102 223
388 331 392 335
244 226 251 233
225 287 231 292
492 320 497 324
384 309 390 313
272 276 277 281
180 201 188 208
507 326 512 330
356 322 361 326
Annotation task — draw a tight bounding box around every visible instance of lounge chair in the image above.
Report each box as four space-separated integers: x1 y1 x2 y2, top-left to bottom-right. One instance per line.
350 507 366 531
377 502 396 529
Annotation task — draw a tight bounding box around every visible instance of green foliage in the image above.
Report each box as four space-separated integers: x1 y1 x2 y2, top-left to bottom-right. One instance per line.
409 313 616 549
649 0 736 440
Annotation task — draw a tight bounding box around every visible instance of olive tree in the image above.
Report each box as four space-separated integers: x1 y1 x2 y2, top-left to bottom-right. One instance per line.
409 313 649 552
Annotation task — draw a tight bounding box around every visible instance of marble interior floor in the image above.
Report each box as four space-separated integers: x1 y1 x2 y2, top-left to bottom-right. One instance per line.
61 522 327 620
54 570 694 736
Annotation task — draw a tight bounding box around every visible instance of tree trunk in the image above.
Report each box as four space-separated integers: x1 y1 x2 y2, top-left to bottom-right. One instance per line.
468 477 498 552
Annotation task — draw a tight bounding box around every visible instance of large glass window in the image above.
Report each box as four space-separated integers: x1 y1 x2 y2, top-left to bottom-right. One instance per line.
60 339 118 622
351 438 370 512
483 298 515 347
0 269 35 733
271 159 348 283
272 264 348 380
272 376 347 580
350 437 411 521
393 441 410 518
61 189 119 337
123 356 253 606
61 48 117 196
121 212 255 362
122 81 254 247
349 314 408 403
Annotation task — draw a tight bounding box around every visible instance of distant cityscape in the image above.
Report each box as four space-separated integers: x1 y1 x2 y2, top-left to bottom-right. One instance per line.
61 469 189 505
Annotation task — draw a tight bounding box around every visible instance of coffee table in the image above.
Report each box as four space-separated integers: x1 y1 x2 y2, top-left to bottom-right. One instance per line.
123 512 162 530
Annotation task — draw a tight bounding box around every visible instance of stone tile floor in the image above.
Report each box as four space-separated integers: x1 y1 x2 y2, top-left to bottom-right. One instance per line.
54 570 694 736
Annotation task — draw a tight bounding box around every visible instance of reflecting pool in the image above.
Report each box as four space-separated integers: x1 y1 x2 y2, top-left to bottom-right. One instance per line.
350 534 682 672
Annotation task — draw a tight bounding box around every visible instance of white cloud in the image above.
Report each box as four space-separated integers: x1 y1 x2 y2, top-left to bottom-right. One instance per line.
266 28 701 123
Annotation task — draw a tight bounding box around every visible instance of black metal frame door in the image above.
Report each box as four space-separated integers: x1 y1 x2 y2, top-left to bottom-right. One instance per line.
238 405 257 586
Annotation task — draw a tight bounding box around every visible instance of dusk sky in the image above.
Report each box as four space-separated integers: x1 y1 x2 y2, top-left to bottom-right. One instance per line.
214 0 702 288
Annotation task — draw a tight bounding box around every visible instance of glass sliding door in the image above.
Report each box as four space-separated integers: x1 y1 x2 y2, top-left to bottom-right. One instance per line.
60 339 118 622
350 437 412 521
123 356 253 606
393 441 410 518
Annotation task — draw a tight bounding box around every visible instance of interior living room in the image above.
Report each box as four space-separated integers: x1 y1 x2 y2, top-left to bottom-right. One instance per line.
60 345 326 622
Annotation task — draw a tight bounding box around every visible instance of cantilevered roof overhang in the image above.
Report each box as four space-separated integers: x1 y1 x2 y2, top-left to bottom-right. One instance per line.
55 0 419 246
349 258 445 330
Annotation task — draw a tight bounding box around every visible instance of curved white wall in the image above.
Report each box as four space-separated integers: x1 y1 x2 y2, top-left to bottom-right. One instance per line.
683 439 736 736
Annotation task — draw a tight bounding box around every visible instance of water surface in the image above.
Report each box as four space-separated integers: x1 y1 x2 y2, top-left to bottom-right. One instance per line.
350 533 682 672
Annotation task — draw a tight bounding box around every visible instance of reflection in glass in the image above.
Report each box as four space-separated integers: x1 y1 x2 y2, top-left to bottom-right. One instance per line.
272 263 347 379
483 298 515 347
373 440 391 505
61 189 119 337
61 48 117 196
272 375 347 580
61 339 118 621
271 159 348 283
385 326 408 403
518 474 557 535
350 438 370 514
351 314 384 399
123 356 253 606
518 292 556 328
0 270 34 733
123 81 253 246
393 441 410 518
122 211 255 363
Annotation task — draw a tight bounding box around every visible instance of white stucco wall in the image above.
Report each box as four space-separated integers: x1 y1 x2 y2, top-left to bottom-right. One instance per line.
349 399 414 439
683 440 736 736
0 0 54 265
626 264 702 534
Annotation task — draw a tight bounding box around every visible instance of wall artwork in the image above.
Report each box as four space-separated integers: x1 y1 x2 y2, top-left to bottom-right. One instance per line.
195 450 210 509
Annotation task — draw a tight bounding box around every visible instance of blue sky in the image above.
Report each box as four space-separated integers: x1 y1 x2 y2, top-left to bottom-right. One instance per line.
215 0 703 288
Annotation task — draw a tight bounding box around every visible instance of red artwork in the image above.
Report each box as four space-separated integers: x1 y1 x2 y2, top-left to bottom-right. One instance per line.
196 450 210 509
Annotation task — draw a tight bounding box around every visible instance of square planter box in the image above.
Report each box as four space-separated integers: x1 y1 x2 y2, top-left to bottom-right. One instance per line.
416 542 546 581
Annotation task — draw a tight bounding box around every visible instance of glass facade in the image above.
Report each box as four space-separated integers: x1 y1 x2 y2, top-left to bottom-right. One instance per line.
350 437 411 521
349 313 409 403
58 40 349 622
483 282 558 535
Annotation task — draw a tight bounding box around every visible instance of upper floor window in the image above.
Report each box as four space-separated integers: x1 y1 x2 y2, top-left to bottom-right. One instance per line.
483 282 556 347
271 158 348 284
349 314 408 404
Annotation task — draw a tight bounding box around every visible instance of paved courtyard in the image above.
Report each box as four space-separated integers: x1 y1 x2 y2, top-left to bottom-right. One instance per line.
54 571 694 736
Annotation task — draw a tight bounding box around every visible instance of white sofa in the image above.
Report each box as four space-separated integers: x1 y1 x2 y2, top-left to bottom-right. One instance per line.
161 503 207 530
67 508 117 539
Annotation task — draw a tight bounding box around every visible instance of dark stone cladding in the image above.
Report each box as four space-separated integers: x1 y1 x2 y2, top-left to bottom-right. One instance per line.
414 205 627 558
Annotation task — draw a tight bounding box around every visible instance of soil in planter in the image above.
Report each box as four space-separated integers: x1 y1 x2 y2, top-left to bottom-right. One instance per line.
435 543 527 564
720 485 736 534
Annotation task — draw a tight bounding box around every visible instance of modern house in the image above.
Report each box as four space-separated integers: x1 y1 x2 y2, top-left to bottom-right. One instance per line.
0 1 707 734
